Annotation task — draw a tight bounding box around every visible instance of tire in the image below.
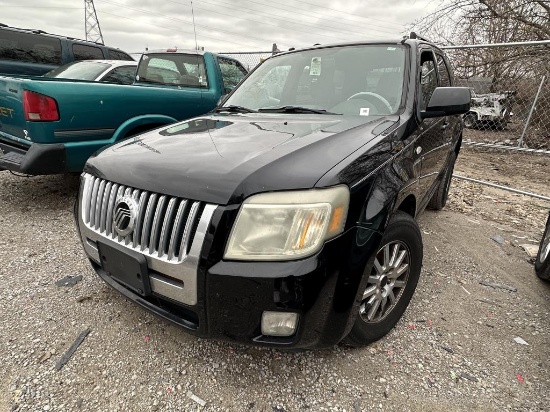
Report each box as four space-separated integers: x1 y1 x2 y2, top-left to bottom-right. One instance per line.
535 213 550 281
463 113 476 129
428 151 457 210
344 211 423 346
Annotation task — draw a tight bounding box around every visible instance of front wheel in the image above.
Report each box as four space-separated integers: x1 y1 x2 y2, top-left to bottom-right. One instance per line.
344 211 423 346
535 213 550 281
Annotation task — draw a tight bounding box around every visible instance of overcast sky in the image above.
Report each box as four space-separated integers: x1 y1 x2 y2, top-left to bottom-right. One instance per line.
0 0 440 53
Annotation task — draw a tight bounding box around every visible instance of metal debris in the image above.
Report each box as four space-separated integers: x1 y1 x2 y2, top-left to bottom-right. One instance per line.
55 328 91 371
479 280 517 292
55 275 83 287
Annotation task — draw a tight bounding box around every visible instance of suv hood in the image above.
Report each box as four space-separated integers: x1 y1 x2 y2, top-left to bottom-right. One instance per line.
85 114 395 205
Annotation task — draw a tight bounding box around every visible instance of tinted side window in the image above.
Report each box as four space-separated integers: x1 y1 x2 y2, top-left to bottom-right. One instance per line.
436 54 452 87
218 57 248 92
0 30 62 64
73 44 105 61
108 49 133 61
101 66 136 85
419 51 438 110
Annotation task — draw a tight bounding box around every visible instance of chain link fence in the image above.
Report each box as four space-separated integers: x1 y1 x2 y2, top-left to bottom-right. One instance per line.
442 42 550 151
217 51 272 71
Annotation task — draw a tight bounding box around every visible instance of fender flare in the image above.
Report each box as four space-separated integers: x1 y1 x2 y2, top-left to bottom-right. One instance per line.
111 114 178 142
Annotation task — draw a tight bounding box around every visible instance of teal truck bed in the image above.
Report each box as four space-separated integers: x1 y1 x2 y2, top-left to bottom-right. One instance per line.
0 49 248 174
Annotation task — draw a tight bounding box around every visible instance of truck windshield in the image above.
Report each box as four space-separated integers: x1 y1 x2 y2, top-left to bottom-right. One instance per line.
44 61 111 80
225 45 406 116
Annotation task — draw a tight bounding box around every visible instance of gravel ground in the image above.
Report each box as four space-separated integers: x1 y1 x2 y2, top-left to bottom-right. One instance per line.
1 148 549 412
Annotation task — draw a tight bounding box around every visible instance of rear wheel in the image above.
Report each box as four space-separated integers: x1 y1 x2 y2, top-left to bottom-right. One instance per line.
344 211 423 346
428 152 457 210
535 214 550 281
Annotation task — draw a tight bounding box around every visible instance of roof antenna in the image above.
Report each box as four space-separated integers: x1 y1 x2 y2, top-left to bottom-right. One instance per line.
191 0 199 51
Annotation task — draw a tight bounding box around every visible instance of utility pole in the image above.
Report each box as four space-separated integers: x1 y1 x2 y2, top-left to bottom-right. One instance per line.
84 0 104 44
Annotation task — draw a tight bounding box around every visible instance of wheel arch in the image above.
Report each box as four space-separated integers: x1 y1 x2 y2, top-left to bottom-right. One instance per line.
111 114 178 142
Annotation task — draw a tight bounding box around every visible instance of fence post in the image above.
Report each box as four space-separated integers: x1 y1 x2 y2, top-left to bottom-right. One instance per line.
518 75 546 148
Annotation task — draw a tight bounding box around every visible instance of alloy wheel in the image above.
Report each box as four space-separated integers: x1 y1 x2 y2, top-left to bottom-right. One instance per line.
359 241 411 322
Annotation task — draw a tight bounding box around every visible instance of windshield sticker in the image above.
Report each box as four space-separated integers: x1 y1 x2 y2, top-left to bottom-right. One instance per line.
310 57 322 76
360 108 370 116
142 55 149 60
387 47 397 51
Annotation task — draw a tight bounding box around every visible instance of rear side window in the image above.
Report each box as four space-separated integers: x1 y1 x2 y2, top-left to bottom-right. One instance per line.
137 54 208 88
73 44 105 61
101 66 136 85
108 49 134 61
0 29 62 65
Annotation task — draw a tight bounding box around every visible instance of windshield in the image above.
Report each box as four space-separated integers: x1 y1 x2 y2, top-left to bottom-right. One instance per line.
44 61 111 80
136 53 208 87
225 45 406 116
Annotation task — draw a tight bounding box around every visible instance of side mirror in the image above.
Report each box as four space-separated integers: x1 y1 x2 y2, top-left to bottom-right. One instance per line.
421 87 471 119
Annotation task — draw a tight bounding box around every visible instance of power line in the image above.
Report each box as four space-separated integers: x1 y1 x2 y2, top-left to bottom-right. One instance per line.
99 0 283 46
284 0 405 28
96 9 260 49
225 0 403 35
162 0 375 42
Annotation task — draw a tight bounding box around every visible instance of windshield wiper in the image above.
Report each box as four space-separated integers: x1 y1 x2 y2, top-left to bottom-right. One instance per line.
214 105 257 113
258 106 335 114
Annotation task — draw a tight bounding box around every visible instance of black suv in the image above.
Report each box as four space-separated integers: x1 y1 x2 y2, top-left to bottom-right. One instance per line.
75 36 470 349
0 23 133 76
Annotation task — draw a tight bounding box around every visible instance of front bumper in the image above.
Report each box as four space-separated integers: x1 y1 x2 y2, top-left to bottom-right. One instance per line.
88 226 381 349
76 179 382 348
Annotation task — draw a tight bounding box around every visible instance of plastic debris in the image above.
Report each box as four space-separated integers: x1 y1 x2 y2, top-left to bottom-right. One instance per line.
55 328 91 371
407 324 416 330
479 280 517 292
491 234 505 245
516 373 524 383
519 244 539 258
55 275 83 287
461 286 471 295
144 335 151 343
187 391 207 407
441 346 454 354
513 337 529 346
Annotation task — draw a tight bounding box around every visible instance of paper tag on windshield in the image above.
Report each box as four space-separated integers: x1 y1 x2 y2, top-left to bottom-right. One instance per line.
310 57 322 76
360 108 370 116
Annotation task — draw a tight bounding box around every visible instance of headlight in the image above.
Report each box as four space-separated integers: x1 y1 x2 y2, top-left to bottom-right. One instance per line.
224 186 350 261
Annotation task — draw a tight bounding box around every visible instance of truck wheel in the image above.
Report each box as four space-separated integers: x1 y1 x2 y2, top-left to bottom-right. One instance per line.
344 211 423 346
463 113 476 128
428 152 456 210
535 214 550 281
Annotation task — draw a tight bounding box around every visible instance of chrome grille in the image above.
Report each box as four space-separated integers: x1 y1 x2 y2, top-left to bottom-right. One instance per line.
81 173 204 262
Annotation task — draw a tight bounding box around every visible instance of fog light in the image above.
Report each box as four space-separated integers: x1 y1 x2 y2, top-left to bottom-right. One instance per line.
261 311 299 337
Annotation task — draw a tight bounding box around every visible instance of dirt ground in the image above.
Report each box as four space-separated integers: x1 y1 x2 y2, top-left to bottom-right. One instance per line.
0 147 549 412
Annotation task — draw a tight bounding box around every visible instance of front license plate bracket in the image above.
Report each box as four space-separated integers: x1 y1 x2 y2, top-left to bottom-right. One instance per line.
97 242 151 296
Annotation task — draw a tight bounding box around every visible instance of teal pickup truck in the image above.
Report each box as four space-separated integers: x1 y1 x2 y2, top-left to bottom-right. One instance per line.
0 49 248 174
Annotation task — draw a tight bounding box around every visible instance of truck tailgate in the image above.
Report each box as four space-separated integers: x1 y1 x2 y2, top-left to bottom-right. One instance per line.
0 76 30 143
